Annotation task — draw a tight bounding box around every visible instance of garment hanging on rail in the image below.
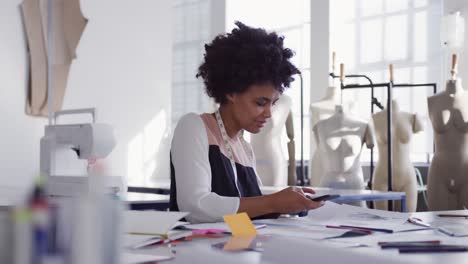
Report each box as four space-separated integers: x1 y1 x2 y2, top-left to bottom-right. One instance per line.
21 0 87 116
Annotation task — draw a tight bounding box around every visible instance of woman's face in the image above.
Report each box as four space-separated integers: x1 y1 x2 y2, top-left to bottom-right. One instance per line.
228 83 281 134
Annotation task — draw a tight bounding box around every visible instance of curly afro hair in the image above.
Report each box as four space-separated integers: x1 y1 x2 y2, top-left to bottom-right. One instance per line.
196 21 300 104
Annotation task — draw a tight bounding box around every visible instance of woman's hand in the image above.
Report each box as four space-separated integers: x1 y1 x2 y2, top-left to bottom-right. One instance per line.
268 186 324 214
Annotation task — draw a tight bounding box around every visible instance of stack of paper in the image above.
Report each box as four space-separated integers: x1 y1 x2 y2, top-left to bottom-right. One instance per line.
303 202 425 232
253 217 349 239
122 252 173 264
331 231 461 248
124 229 193 249
123 211 190 249
124 211 189 235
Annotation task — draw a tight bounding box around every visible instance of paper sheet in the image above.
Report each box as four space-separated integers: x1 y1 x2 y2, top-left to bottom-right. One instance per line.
304 202 412 232
124 234 163 249
122 252 173 263
255 203 421 233
256 224 349 240
305 201 345 224
330 230 467 248
124 211 189 235
253 215 350 238
262 236 413 264
185 222 231 231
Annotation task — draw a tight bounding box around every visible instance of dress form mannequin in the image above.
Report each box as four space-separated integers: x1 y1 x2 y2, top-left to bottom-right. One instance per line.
21 0 87 116
313 105 375 191
251 95 295 186
309 86 341 186
372 100 423 212
427 78 468 210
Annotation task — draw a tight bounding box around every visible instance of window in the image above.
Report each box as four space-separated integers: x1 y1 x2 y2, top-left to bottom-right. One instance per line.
174 0 443 166
331 0 443 163
171 0 216 130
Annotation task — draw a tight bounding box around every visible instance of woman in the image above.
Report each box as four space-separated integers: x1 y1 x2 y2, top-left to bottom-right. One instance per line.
170 22 322 223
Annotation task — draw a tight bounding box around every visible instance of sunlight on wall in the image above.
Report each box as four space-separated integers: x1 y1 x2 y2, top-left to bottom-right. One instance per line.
127 110 168 186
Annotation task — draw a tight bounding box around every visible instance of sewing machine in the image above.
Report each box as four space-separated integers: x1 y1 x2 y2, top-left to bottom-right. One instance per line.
40 108 123 197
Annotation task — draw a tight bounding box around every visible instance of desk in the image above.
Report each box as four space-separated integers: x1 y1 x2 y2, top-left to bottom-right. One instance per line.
0 185 171 211
261 186 407 212
130 210 468 264
124 187 407 212
125 192 170 211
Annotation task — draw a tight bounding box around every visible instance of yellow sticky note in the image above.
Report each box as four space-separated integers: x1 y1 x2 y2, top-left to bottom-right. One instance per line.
223 236 256 251
223 212 257 237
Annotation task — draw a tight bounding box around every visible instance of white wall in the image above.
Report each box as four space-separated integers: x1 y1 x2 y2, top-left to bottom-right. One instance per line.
0 0 172 188
0 0 45 188
444 0 468 83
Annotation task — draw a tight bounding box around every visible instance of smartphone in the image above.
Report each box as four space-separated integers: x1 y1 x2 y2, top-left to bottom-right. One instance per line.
308 194 340 202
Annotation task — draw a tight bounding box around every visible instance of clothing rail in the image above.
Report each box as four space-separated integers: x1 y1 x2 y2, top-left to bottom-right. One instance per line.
298 73 307 186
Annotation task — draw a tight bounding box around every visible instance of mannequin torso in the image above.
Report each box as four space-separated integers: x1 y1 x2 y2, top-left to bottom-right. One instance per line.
251 95 295 186
427 79 468 210
313 106 374 190
372 100 423 212
309 86 341 186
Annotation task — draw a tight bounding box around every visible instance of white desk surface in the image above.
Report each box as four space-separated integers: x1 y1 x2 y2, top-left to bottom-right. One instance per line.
130 210 468 264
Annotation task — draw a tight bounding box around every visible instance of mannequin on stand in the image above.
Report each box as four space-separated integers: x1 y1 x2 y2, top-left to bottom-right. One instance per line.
427 54 468 210
314 105 375 192
251 95 296 186
372 99 423 212
21 0 87 116
309 88 341 186
309 52 342 186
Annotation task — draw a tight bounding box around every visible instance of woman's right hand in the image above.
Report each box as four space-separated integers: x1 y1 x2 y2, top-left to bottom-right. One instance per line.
268 186 324 214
